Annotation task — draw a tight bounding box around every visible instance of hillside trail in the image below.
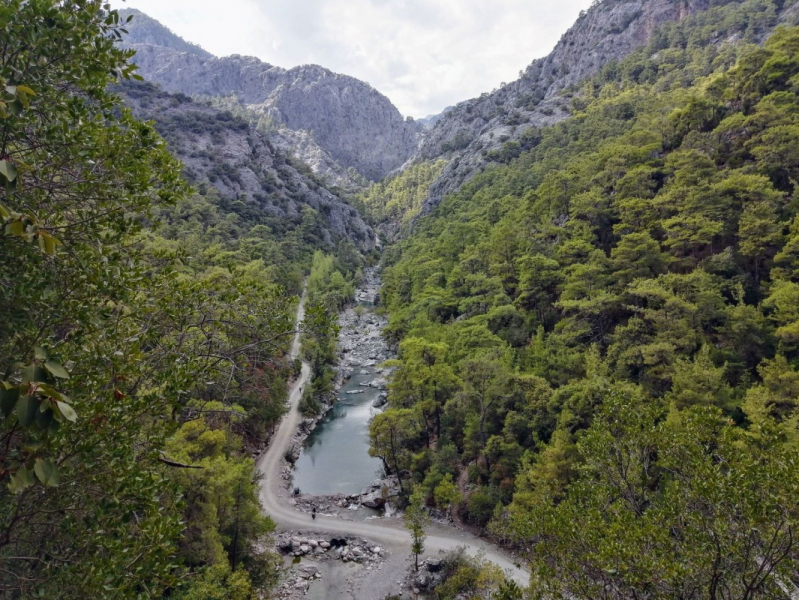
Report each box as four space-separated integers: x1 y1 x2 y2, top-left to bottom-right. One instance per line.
257 284 529 597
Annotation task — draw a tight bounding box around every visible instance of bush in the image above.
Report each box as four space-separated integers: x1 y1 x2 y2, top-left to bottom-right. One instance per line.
298 389 322 417
466 486 501 528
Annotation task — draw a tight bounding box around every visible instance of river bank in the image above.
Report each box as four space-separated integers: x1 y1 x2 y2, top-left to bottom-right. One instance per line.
282 268 402 516
257 272 529 600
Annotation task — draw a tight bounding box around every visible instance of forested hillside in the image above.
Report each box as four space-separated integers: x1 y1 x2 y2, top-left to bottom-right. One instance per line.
0 2 363 597
122 81 375 254
376 0 799 595
415 0 799 215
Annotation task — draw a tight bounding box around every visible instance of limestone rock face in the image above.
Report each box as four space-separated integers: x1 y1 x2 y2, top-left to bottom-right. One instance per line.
118 8 213 59
123 43 421 181
416 0 799 213
121 81 374 250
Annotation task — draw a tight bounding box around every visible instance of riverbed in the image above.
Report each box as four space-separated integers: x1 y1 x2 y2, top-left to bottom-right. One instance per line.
291 270 391 496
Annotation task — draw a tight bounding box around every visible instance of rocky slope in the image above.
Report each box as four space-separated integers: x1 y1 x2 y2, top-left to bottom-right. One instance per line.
120 10 421 182
118 8 212 59
416 0 799 213
121 81 374 249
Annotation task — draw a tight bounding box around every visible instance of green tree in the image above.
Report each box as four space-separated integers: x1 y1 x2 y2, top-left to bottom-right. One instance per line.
0 2 189 595
369 408 422 495
434 472 462 516
388 337 460 443
509 396 799 599
405 488 429 571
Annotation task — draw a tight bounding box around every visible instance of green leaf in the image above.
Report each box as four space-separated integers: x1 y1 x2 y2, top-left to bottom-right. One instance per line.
0 145 19 167
0 386 20 418
17 395 38 427
5 220 25 237
8 465 36 494
35 383 65 401
16 90 29 109
44 361 69 379
34 346 48 360
39 232 61 255
21 365 47 384
36 406 54 430
15 85 35 97
56 401 77 423
34 459 59 487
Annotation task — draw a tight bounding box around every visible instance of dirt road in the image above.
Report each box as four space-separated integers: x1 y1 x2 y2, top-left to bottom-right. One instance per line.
257 289 529 596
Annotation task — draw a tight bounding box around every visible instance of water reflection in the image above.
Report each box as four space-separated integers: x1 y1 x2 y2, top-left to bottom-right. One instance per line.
291 371 385 495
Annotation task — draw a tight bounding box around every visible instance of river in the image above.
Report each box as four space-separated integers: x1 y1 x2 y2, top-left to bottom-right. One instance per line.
291 270 391 496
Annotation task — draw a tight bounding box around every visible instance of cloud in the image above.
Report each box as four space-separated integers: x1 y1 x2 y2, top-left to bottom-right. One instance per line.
111 0 594 117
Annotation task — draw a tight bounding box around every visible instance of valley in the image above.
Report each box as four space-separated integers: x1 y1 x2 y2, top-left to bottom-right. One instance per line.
4 0 799 598
257 276 528 599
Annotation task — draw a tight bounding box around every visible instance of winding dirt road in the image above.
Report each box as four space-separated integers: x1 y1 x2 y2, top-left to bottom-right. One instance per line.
257 288 529 593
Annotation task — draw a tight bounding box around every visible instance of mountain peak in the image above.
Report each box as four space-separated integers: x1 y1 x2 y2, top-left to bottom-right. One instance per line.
121 11 421 181
118 8 214 60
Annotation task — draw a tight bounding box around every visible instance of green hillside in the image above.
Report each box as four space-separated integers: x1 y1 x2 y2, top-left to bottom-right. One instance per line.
376 0 799 595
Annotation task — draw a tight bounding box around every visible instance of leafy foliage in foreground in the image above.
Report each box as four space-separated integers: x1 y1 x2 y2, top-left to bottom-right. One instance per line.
376 0 799 594
0 2 346 596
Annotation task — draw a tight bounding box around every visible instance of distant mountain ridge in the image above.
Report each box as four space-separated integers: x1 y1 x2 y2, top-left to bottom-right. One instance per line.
119 9 212 59
120 81 375 250
417 107 453 129
119 9 421 183
414 0 799 214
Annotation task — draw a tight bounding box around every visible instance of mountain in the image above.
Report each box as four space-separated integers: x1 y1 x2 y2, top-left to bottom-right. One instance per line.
376 1 799 595
119 10 421 183
414 0 799 214
417 107 453 129
118 8 213 59
120 81 375 250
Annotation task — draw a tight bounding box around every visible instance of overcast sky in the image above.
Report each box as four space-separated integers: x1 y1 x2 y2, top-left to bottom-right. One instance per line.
111 0 594 118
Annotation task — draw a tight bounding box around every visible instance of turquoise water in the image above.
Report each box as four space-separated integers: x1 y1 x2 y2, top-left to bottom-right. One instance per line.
291 371 385 495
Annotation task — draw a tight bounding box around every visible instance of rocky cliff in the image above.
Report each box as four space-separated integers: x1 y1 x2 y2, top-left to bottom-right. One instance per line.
120 10 421 182
416 0 799 213
118 8 212 59
120 81 374 250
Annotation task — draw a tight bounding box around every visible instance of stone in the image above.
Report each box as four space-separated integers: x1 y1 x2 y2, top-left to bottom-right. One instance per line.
359 488 386 508
122 31 421 183
427 557 442 572
299 565 319 578
415 571 430 588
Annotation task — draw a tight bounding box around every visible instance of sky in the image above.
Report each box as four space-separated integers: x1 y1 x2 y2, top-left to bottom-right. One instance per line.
110 0 595 118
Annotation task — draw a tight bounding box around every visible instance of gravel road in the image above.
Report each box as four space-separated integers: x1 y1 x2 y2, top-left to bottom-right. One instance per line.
257 286 529 598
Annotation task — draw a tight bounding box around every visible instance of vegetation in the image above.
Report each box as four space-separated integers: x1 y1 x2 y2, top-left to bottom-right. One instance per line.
5 0 799 597
374 0 799 594
0 2 363 596
430 547 507 600
299 248 363 417
404 488 429 571
358 160 446 232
